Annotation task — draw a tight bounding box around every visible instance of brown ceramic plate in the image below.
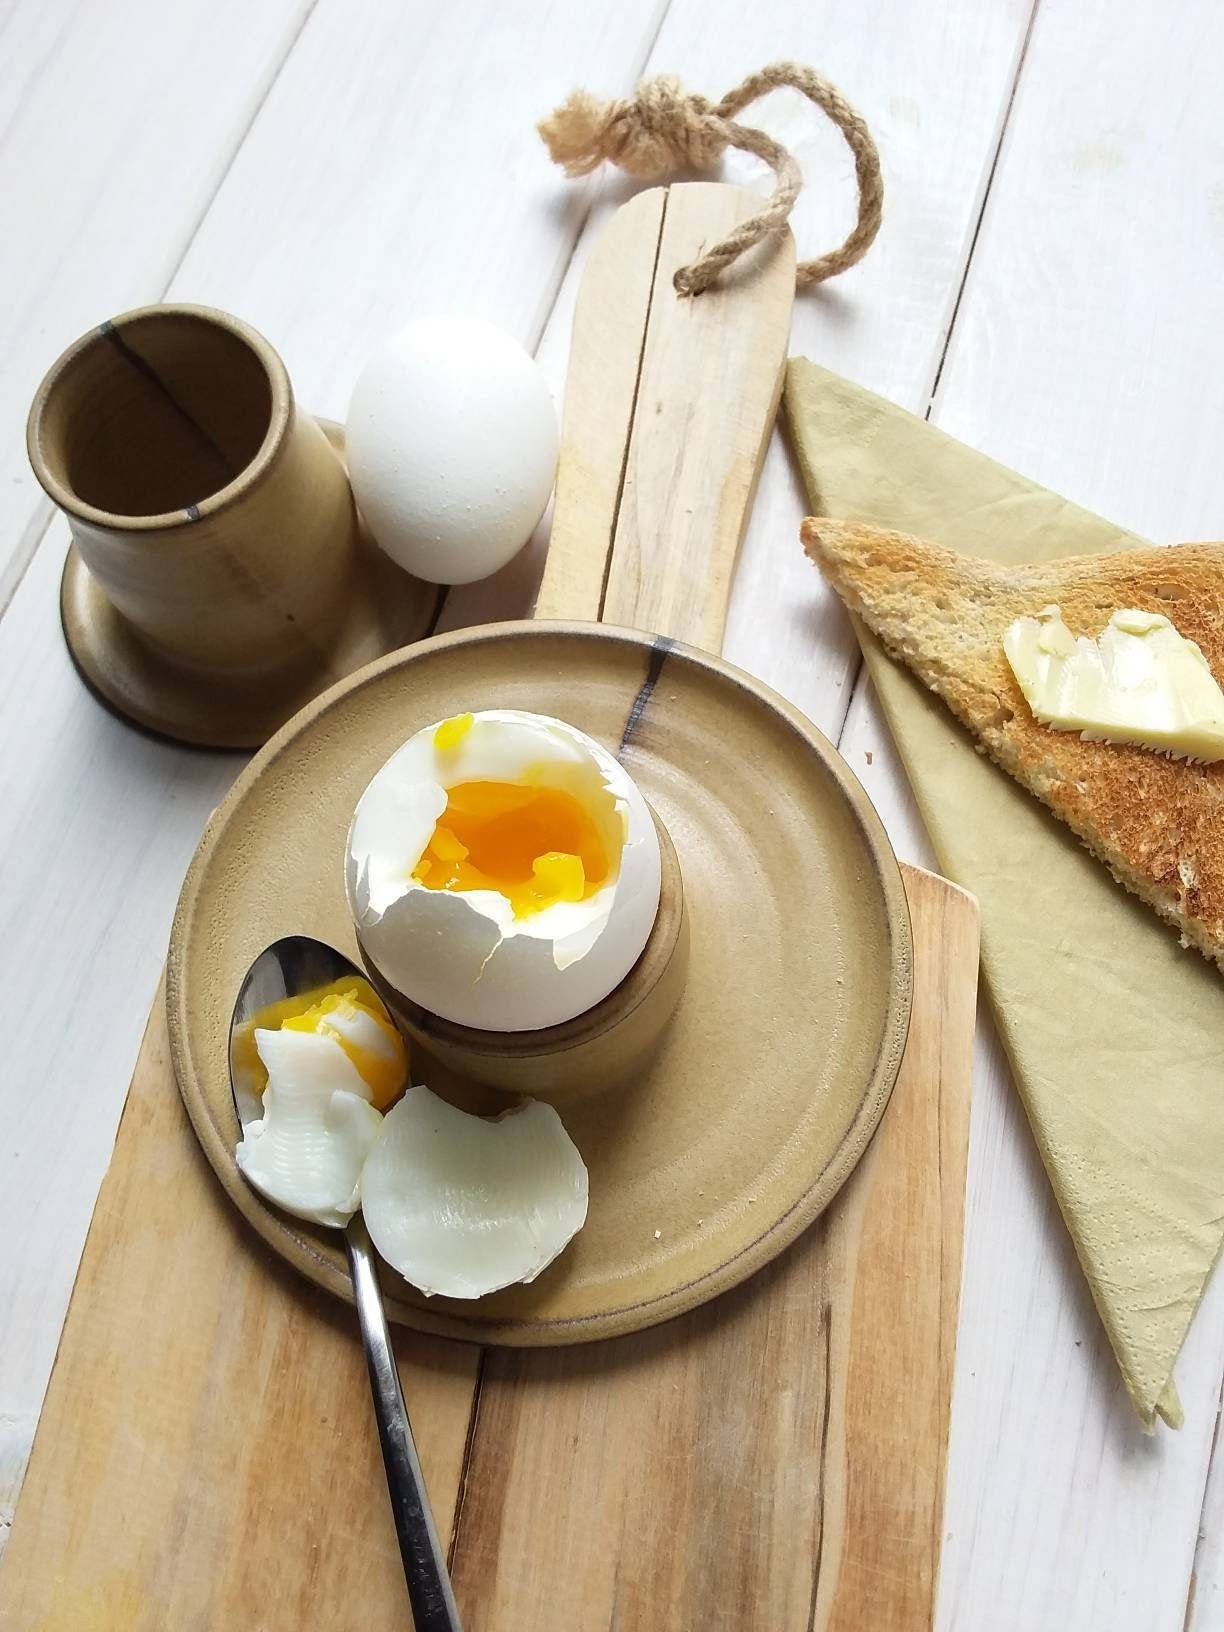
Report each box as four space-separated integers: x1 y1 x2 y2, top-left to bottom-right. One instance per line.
167 622 912 1344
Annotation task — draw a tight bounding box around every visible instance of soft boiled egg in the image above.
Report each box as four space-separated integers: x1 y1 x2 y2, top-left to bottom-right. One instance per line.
234 982 408 1228
360 1086 588 1298
346 709 661 1031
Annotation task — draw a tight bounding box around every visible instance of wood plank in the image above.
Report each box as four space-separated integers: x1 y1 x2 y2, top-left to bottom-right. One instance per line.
0 532 242 1544
0 990 479 1631
831 2 1224 1626
534 183 796 651
0 0 313 608
822 871 972 1632
158 0 671 421
599 184 792 648
0 0 666 1540
532 188 665 626
448 865 976 1631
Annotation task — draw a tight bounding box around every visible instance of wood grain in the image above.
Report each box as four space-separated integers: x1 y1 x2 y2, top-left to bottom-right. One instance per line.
601 185 794 648
820 866 973 1632
535 182 795 651
532 188 665 626
448 865 976 1632
0 988 480 1632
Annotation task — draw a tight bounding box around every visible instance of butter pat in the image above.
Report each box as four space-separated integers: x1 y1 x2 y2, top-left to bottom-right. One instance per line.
1003 605 1224 761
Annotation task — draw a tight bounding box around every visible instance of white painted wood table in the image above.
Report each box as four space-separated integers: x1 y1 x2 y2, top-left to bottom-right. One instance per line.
3 1 1223 1625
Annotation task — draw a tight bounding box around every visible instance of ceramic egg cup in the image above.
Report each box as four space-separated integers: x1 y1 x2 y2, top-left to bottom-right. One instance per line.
29 304 440 749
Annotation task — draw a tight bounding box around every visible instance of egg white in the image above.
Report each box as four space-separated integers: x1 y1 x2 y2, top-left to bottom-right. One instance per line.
360 1086 589 1298
346 709 661 1032
235 1027 383 1228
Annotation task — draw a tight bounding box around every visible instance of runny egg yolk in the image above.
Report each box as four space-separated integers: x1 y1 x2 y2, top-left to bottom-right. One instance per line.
233 979 408 1110
281 989 407 1109
412 780 611 918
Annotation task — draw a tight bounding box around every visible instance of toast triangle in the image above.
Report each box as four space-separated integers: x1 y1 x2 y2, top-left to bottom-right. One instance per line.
802 518 1224 971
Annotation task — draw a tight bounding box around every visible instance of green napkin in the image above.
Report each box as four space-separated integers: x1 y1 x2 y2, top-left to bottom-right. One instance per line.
785 358 1224 1429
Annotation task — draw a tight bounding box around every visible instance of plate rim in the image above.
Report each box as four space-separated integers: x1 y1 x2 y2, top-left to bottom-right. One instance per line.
167 618 914 1345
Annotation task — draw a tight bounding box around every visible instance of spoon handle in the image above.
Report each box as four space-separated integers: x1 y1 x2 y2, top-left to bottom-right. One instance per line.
344 1215 463 1631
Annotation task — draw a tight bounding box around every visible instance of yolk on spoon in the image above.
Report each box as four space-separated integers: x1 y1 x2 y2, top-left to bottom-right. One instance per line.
412 779 610 917
232 979 408 1111
281 990 406 1109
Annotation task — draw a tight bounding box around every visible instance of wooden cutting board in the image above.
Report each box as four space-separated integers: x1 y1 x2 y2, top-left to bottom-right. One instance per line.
0 184 980 1631
0 865 975 1632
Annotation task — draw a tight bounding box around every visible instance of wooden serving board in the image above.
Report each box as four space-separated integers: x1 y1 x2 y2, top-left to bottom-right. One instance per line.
0 864 976 1632
1 184 980 1631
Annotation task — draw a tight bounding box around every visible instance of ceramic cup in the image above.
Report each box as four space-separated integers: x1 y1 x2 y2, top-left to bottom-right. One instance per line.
361 809 689 1099
27 303 361 689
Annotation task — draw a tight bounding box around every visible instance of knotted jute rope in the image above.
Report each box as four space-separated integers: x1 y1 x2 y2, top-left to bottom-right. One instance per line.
538 62 883 296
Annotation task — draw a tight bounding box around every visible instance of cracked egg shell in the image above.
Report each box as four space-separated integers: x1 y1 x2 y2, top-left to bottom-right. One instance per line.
345 709 661 1031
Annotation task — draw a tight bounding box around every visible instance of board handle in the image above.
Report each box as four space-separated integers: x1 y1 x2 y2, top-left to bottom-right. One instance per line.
534 181 795 653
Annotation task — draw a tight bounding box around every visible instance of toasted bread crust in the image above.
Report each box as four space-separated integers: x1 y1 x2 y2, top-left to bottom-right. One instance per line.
802 518 1224 969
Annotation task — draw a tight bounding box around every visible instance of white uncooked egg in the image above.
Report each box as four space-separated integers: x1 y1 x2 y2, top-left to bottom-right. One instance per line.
346 708 661 1031
360 1086 589 1298
345 316 558 585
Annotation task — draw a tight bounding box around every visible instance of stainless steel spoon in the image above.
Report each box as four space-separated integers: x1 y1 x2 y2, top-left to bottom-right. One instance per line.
230 935 462 1632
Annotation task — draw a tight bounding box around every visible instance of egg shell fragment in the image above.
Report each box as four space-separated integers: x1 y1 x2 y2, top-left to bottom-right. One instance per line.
360 1086 589 1299
235 1027 383 1228
347 709 662 1032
